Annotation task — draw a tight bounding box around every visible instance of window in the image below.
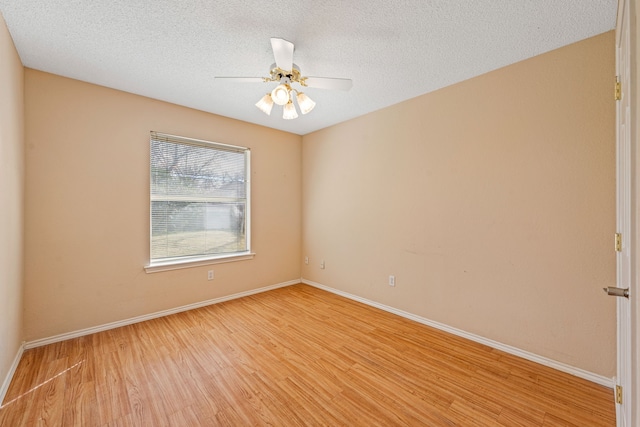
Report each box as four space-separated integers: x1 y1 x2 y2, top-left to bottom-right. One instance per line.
147 132 252 271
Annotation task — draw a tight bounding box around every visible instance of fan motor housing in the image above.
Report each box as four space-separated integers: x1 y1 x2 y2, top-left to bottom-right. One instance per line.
269 63 302 85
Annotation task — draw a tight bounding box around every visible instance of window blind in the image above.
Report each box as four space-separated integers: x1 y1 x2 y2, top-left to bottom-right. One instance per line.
150 132 250 263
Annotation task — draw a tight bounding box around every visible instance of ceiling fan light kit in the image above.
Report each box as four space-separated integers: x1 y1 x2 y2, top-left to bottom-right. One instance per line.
254 93 274 115
262 82 314 119
271 83 291 106
216 38 352 121
296 92 316 115
282 100 299 120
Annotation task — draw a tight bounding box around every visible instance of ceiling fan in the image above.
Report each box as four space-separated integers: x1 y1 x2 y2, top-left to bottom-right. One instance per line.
215 38 353 120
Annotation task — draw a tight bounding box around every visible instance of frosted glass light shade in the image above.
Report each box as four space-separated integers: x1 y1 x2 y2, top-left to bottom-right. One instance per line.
283 100 298 120
271 84 290 105
255 94 274 115
296 92 316 114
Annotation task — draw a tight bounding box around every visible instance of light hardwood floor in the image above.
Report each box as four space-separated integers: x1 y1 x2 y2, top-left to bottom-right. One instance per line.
0 284 615 426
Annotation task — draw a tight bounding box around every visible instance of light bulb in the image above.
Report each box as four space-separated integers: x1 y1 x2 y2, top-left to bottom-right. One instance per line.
296 92 316 115
255 94 274 115
283 100 298 120
271 84 290 106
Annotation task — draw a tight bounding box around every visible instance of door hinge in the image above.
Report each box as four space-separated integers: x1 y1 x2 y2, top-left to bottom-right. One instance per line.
616 385 623 404
615 233 622 252
615 77 622 101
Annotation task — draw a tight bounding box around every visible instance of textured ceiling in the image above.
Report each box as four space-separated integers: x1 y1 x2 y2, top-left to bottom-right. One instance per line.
0 0 617 135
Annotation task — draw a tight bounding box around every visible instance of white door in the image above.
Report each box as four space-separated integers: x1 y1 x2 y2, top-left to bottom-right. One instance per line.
614 0 632 425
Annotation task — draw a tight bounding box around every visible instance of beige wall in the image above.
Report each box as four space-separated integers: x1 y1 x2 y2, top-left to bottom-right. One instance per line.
23 70 302 340
0 13 24 394
302 32 617 376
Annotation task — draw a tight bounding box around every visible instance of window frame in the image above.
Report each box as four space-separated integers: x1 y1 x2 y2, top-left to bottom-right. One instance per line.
145 132 253 273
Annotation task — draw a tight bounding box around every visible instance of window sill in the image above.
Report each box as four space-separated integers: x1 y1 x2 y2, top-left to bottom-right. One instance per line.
144 252 255 273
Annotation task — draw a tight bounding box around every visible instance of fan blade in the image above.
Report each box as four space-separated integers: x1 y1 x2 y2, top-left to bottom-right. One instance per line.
214 77 265 83
270 38 294 72
304 77 353 91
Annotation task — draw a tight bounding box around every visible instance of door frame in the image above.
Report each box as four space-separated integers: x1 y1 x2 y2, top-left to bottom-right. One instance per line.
615 1 638 426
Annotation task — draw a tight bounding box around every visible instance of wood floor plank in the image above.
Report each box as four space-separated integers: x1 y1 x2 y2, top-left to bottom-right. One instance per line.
0 284 616 426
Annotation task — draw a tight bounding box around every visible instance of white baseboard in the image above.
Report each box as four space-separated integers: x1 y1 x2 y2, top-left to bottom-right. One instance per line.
0 341 25 406
301 278 615 389
26 279 300 350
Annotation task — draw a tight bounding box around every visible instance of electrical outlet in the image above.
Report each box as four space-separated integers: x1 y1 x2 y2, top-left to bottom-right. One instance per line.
305 256 309 265
207 270 214 280
389 275 395 287
320 260 325 269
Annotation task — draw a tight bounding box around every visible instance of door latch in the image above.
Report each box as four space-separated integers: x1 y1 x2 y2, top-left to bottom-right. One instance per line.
603 287 629 298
